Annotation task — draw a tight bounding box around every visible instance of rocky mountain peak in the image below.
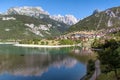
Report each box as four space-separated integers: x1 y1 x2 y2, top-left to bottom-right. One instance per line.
6 6 78 25
92 9 100 15
7 6 49 17
50 14 78 25
104 6 120 17
68 6 120 32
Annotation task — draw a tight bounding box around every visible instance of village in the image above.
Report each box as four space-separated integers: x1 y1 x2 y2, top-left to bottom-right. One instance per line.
56 27 120 42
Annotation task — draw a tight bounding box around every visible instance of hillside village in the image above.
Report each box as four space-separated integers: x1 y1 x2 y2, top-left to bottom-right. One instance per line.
57 27 120 41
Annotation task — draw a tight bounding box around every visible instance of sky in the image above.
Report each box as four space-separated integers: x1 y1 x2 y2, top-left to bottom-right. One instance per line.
0 0 120 19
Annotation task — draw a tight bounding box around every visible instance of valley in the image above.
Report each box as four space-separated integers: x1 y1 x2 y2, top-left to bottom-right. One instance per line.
0 5 120 80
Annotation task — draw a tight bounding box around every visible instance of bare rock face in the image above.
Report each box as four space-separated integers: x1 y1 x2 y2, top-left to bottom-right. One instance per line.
7 6 78 25
50 14 79 25
7 6 49 17
92 9 100 15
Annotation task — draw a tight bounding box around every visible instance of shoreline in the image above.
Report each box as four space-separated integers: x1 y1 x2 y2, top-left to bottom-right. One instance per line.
13 44 77 48
0 42 18 44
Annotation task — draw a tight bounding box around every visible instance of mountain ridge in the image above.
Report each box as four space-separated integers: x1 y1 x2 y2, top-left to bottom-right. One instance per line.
68 6 120 32
6 6 78 25
0 14 69 40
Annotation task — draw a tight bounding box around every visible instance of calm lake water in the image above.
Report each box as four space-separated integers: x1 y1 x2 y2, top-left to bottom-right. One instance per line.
0 44 93 80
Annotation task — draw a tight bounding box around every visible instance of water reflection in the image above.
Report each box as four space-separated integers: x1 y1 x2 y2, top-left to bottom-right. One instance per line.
0 44 93 80
71 47 94 55
0 54 77 76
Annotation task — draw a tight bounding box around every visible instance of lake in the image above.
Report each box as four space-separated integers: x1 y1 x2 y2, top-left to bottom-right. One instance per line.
0 44 93 80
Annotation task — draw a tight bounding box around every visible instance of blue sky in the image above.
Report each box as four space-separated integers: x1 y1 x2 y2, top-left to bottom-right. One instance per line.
0 0 120 19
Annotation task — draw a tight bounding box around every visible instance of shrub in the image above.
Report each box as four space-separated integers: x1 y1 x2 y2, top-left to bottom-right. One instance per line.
59 39 74 45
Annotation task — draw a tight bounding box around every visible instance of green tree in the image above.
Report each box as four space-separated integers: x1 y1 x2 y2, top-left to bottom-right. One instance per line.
96 39 120 80
41 41 45 45
46 41 48 45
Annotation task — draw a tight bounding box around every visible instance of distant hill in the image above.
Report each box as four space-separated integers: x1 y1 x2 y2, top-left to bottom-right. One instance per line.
68 6 120 32
0 14 69 40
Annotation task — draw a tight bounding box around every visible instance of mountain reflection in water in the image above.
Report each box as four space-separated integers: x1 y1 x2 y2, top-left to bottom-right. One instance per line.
0 44 93 80
0 54 77 76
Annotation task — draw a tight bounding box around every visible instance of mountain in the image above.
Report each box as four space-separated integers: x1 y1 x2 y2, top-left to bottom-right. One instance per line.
0 6 75 40
68 6 120 32
7 6 78 25
50 15 78 25
92 9 100 15
0 14 69 40
7 6 49 19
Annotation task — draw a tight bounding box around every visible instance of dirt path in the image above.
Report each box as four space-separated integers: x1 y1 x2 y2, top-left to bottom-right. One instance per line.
90 60 101 80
